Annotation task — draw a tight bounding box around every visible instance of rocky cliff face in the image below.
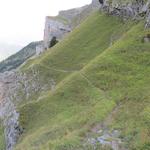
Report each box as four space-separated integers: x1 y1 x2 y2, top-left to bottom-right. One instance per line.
59 5 90 22
43 7 88 50
43 1 100 50
0 68 55 150
0 72 21 150
43 0 150 52
43 17 71 50
92 0 100 7
101 0 150 27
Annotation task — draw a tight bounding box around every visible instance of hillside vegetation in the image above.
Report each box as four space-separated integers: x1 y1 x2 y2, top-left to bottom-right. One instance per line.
0 121 5 149
12 11 150 150
19 12 133 106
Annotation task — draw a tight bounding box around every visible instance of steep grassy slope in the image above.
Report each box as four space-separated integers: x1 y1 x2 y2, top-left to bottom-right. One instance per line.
82 22 150 149
22 12 130 72
14 12 150 150
19 12 133 106
15 12 133 107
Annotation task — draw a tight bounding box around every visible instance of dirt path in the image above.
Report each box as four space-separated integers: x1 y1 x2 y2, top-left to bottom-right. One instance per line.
86 103 128 150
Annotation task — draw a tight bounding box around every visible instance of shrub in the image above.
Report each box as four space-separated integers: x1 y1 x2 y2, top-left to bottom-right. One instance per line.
49 36 58 48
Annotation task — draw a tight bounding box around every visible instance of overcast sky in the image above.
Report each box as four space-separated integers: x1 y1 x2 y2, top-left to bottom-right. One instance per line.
0 0 91 61
0 0 91 46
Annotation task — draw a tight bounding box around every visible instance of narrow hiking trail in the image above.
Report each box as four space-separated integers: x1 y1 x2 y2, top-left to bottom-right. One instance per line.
86 103 128 150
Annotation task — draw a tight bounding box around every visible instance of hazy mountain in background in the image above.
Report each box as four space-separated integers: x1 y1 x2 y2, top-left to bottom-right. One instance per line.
0 43 22 61
0 41 43 73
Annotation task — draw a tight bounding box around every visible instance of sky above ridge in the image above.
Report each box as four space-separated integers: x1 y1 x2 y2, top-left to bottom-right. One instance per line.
0 0 91 46
0 0 91 61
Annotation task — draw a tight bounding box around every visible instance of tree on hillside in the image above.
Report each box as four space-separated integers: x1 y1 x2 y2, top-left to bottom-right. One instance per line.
99 0 104 5
49 36 58 48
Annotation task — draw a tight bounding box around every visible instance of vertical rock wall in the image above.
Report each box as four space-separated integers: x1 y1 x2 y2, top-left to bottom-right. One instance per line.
43 1 100 51
0 72 22 150
43 17 71 50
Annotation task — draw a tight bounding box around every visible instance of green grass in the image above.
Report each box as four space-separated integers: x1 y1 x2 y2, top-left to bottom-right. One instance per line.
82 21 150 149
22 12 131 72
0 122 5 150
18 11 133 105
12 12 150 150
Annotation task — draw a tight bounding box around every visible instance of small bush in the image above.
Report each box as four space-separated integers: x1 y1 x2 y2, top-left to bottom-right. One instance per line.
49 36 58 48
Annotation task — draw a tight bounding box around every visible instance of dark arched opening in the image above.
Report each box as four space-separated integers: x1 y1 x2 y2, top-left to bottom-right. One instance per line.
49 36 58 48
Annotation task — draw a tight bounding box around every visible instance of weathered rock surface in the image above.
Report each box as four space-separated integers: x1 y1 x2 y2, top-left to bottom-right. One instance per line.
59 6 89 23
0 72 21 150
43 1 100 50
0 68 56 150
43 17 71 49
87 130 127 150
43 6 88 50
43 0 150 52
102 0 150 27
92 0 101 7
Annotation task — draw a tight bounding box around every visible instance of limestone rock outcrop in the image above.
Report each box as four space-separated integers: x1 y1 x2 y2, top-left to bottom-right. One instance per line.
43 6 88 50
0 68 56 150
43 1 100 50
101 0 150 27
0 72 22 150
92 0 101 7
43 17 71 50
43 0 150 52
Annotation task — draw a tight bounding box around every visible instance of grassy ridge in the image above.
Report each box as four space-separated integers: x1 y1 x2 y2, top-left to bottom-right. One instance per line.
18 12 132 105
22 12 131 72
82 22 150 149
15 12 150 150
